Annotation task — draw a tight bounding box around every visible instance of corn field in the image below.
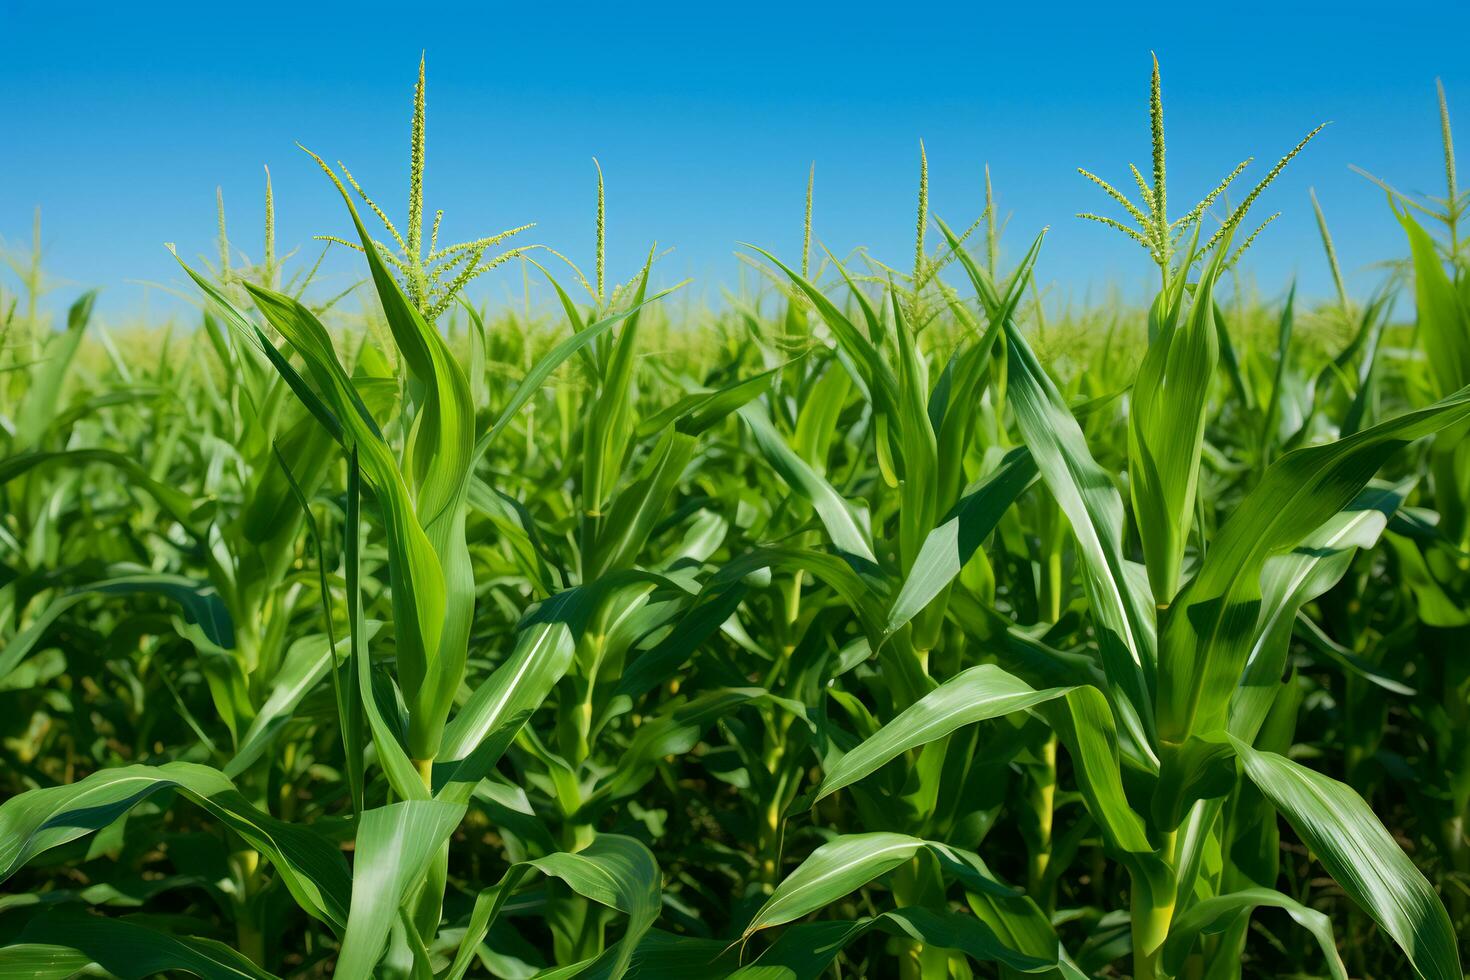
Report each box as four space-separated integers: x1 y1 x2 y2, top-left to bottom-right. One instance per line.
2 58 1469 979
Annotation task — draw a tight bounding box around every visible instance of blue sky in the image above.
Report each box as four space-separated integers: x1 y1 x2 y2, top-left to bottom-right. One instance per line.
2 1 1467 321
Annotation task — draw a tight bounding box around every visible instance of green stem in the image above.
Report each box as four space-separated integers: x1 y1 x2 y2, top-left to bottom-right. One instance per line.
1131 830 1178 980
237 920 265 967
233 848 266 967
1131 891 1174 980
409 757 448 947
1444 814 1468 928
1027 736 1057 908
892 855 947 979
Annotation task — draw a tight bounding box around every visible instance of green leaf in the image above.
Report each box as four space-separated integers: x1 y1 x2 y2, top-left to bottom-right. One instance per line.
889 292 939 576
14 291 96 449
793 356 854 469
1256 286 1297 465
434 587 590 800
1385 530 1470 627
738 403 876 563
741 244 900 422
0 762 350 927
1038 684 1155 855
737 906 1061 977
586 687 771 809
472 264 683 463
809 665 1071 806
2 573 234 680
1128 248 1224 603
225 627 377 779
884 447 1036 635
582 253 656 535
707 547 886 646
997 307 1157 755
1232 737 1460 980
346 447 427 802
168 247 344 443
335 799 467 977
1230 481 1411 740
742 833 1010 937
1161 887 1347 980
636 358 792 439
1395 204 1470 400
443 866 530 980
585 428 696 578
0 906 277 980
528 835 662 979
240 280 453 761
271 440 365 811
241 408 337 547
612 584 748 705
0 449 200 537
937 221 1158 760
442 834 661 980
1159 384 1470 742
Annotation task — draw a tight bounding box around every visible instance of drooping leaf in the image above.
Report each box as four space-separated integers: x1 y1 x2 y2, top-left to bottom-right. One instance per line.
736 906 1062 978
1232 738 1460 980
0 906 277 980
738 403 876 564
0 763 350 928
2 573 234 680
809 665 1071 806
742 833 1012 937
1161 887 1348 980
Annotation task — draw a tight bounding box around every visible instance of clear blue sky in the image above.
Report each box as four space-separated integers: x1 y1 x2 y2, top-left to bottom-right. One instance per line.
2 1 1467 321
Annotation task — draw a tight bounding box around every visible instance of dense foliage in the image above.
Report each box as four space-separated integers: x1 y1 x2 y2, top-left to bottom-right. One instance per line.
2 60 1467 978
